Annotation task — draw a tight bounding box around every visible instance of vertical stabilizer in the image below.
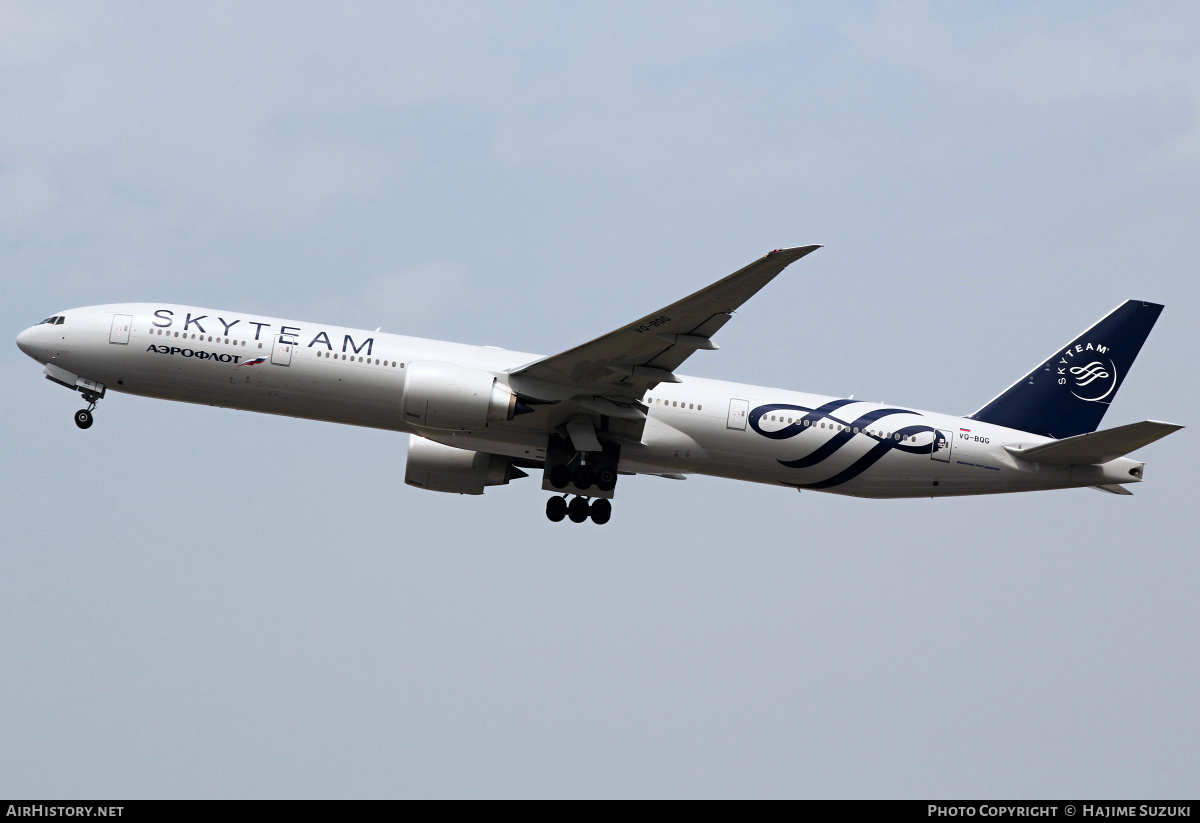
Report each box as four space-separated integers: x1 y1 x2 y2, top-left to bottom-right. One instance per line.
969 300 1163 439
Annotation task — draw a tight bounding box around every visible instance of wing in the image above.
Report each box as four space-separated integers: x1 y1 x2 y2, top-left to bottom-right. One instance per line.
507 245 821 403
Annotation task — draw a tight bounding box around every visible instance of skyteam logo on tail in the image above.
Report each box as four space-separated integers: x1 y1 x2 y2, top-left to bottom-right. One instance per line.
1071 361 1109 386
1057 342 1117 403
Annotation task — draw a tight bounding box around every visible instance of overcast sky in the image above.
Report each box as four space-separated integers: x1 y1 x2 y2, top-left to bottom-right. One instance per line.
1 1 1197 798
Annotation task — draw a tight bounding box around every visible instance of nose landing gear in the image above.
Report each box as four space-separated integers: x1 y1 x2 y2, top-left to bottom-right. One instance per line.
545 495 613 525
74 390 101 430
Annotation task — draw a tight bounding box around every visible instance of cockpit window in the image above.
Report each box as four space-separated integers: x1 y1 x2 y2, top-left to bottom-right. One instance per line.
37 316 66 325
55 316 65 324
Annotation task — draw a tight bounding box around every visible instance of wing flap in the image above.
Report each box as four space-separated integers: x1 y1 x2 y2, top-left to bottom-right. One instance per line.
1006 420 1182 466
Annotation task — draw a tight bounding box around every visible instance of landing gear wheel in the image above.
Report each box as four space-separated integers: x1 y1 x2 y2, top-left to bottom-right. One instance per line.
549 464 571 489
571 464 593 490
74 409 94 429
546 496 567 522
589 498 612 525
567 496 590 523
595 466 617 492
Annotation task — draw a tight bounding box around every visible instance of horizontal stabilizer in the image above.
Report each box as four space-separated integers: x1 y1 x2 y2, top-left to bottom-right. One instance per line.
1090 484 1134 495
1006 420 1182 466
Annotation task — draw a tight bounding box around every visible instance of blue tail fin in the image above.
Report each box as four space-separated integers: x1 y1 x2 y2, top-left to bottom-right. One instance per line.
969 300 1164 439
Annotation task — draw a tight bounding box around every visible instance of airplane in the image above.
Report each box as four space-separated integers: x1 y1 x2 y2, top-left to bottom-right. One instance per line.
15 245 1182 524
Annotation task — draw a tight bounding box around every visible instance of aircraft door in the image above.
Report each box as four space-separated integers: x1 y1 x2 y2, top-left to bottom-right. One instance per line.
727 398 749 430
270 334 293 366
109 314 132 344
931 429 954 462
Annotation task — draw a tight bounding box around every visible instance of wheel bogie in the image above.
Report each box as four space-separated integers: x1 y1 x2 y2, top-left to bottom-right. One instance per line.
546 495 614 525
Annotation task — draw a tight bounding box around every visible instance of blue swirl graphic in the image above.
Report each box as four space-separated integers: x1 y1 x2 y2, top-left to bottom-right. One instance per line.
749 401 941 489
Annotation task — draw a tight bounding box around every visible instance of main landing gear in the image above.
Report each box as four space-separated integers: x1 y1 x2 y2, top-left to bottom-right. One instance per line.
542 434 619 524
74 391 101 430
546 495 612 525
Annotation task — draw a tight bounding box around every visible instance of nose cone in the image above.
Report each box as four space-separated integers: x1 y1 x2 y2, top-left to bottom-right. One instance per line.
15 324 58 363
15 326 37 357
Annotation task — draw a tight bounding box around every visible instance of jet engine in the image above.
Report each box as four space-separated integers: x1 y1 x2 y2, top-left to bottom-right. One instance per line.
404 436 527 495
401 361 518 431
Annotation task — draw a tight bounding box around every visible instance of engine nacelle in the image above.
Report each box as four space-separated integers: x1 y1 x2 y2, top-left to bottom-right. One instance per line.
404 436 524 495
401 361 517 431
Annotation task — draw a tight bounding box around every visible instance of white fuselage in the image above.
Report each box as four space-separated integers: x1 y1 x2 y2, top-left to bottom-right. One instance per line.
16 303 1145 498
